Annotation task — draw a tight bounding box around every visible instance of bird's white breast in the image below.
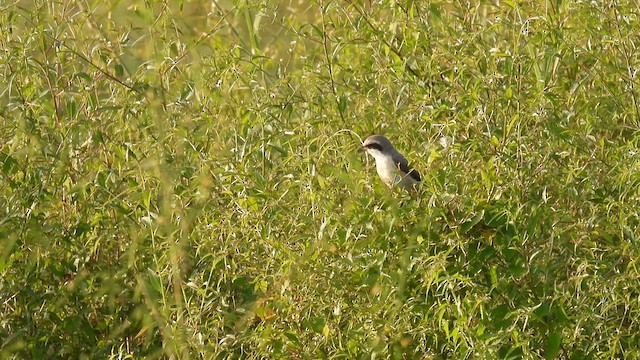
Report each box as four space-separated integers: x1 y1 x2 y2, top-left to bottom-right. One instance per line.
374 155 416 189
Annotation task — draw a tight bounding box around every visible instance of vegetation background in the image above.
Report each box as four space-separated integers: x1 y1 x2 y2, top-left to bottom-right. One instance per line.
1 0 639 358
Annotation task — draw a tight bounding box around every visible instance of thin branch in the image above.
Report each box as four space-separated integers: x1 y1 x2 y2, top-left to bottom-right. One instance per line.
319 0 346 123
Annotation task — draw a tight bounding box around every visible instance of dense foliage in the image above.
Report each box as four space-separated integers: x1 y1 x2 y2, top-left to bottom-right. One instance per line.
1 0 639 358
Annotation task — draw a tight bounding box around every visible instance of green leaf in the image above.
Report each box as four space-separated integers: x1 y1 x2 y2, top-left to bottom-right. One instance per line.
1 153 18 175
460 210 484 233
146 269 163 296
545 332 562 359
303 317 326 333
338 95 347 114
73 71 92 83
66 99 77 118
115 64 124 78
284 331 301 346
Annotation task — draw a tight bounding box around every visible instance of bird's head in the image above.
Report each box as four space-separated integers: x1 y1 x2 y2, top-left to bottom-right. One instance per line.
361 135 394 159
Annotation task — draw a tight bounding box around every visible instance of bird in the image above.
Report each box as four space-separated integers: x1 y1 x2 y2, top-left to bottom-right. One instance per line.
361 135 421 190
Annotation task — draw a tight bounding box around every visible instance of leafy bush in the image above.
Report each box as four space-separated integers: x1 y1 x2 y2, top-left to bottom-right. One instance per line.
1 0 639 358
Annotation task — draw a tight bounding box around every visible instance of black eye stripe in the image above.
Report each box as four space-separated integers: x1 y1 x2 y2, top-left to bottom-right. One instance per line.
365 143 383 151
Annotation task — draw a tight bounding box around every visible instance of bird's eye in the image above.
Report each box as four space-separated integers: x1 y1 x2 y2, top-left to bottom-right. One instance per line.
365 143 383 151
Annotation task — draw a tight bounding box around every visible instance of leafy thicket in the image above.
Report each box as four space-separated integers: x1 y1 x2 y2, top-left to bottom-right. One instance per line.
1 0 639 358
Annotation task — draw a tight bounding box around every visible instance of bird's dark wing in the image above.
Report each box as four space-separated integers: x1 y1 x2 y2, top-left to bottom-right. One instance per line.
395 155 421 182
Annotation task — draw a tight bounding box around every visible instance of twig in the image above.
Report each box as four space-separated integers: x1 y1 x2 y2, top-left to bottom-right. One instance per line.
319 0 347 123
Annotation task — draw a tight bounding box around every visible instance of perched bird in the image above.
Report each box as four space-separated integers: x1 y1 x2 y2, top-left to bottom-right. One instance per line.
361 135 421 190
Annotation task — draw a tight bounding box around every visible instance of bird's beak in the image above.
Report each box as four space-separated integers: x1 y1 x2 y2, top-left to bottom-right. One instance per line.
358 145 366 153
